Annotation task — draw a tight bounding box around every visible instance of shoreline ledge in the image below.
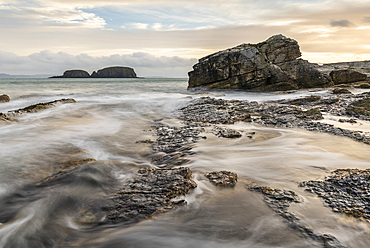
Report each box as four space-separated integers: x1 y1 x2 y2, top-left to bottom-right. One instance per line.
188 34 369 91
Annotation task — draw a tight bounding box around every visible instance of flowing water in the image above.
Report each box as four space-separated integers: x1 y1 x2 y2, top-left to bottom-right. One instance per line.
0 78 369 248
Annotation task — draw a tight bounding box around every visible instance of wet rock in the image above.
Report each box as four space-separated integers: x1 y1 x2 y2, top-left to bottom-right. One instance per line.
283 95 322 105
332 88 352 95
0 112 13 122
7 98 76 116
338 118 357 123
102 167 197 224
300 169 370 221
0 94 10 103
37 158 97 186
302 108 323 120
188 34 331 90
179 95 370 145
205 171 238 187
178 97 251 124
355 83 370 89
248 185 346 248
212 126 242 138
248 186 302 211
149 122 205 167
346 97 370 117
329 69 367 85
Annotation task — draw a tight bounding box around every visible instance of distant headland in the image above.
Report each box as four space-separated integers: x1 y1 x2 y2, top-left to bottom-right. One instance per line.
50 66 137 78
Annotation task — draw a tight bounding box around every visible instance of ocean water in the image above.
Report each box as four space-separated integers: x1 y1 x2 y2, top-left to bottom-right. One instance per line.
0 78 369 248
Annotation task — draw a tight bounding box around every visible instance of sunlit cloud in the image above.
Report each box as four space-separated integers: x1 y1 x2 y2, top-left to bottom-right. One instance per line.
0 0 369 76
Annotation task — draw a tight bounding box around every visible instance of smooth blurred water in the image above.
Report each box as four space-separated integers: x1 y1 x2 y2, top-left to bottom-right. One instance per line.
0 78 369 248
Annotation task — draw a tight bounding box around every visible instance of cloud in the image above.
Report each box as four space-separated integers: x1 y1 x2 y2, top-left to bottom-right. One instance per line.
0 51 197 77
330 19 354 27
0 0 370 68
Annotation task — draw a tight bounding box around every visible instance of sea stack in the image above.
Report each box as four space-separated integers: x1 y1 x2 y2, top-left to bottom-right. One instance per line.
91 66 137 78
51 70 90 78
51 66 137 78
188 34 332 90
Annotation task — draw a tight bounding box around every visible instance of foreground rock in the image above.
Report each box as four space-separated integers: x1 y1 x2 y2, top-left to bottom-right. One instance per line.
205 171 238 187
91 66 137 78
300 169 370 221
7 98 76 117
179 95 370 145
150 123 205 167
1 98 76 123
101 167 197 224
248 185 346 248
0 94 10 103
37 158 97 186
188 34 332 90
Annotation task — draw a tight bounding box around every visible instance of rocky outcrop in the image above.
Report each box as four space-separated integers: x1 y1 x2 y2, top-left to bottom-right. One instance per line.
0 94 10 103
51 66 137 78
91 66 137 78
300 169 370 220
1 98 76 122
102 167 197 224
205 171 238 187
329 69 368 84
7 98 76 116
51 70 90 78
188 34 332 90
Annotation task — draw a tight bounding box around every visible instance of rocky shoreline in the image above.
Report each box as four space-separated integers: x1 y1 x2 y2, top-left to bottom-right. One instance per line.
188 35 369 91
1 78 369 247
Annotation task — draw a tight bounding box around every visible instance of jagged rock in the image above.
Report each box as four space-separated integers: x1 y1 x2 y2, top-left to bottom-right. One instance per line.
212 126 242 138
102 167 197 224
7 98 76 116
151 123 204 167
205 171 238 187
0 113 13 122
300 169 370 221
0 94 10 103
91 66 137 78
346 97 370 117
179 96 370 145
51 70 90 78
37 158 97 186
188 34 332 90
248 185 346 248
329 69 367 85
332 88 352 95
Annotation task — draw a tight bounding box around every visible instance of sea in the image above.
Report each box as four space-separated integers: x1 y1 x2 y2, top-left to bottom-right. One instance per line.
0 78 369 248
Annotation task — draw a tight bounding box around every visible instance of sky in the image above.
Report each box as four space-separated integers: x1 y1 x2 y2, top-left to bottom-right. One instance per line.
0 0 369 77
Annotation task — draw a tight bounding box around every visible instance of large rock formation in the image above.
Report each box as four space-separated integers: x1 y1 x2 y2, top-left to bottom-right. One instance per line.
51 66 137 78
91 66 137 78
188 35 332 90
51 70 90 78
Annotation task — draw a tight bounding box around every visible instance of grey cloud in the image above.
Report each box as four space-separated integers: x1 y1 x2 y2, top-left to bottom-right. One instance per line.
330 19 354 27
363 17 370 22
0 51 197 77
